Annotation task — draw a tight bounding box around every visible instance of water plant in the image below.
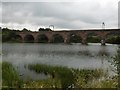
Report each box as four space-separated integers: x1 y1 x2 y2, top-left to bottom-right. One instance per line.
28 64 75 88
2 61 118 88
27 63 109 88
2 61 22 88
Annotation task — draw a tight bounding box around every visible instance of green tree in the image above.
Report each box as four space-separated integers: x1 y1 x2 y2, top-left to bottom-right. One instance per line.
2 28 16 42
22 28 29 32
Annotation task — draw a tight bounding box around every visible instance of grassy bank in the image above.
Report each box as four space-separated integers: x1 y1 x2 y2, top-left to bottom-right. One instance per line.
27 64 117 88
2 62 22 88
2 61 118 88
28 64 75 88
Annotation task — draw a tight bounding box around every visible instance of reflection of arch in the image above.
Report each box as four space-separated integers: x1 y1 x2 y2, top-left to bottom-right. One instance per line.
15 34 22 42
37 34 48 43
69 33 82 43
86 32 101 43
52 34 64 43
24 34 34 43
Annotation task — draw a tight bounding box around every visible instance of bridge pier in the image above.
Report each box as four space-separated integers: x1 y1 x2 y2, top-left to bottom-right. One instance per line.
47 34 53 43
64 37 70 43
101 39 106 46
48 39 53 43
34 35 38 43
81 39 88 45
34 39 38 43
19 36 24 43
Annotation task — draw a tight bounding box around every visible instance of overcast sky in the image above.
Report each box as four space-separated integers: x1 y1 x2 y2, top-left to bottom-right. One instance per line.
0 0 119 31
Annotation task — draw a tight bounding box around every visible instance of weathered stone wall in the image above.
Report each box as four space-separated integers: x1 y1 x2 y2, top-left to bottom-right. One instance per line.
16 29 120 45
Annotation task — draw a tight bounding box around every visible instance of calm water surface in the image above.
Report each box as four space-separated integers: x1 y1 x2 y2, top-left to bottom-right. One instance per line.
2 43 119 80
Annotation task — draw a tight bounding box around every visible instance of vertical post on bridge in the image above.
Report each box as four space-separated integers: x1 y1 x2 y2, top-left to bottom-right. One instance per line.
102 22 105 29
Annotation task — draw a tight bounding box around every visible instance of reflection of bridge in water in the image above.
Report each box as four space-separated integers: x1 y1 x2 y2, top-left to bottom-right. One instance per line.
16 29 120 45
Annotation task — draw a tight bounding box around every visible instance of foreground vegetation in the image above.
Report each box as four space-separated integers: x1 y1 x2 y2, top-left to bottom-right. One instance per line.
3 62 117 88
27 64 118 88
2 62 22 88
2 61 118 88
111 46 120 88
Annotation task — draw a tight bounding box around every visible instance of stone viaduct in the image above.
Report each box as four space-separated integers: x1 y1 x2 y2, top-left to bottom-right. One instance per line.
16 29 120 45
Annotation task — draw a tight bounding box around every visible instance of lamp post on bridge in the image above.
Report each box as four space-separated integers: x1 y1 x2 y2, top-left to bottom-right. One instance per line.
49 25 54 31
101 22 106 45
102 22 105 29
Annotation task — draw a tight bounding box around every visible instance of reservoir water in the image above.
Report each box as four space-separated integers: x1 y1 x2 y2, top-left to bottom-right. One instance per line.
2 43 119 80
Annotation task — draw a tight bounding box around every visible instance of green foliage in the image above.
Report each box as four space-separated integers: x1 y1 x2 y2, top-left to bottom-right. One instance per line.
2 28 28 43
2 28 21 42
113 47 120 71
2 62 22 87
74 69 108 88
38 35 48 43
24 35 34 43
24 78 61 88
106 36 120 44
112 47 120 88
22 28 29 32
87 36 101 43
28 64 109 88
2 61 117 88
0 62 2 87
39 28 52 31
53 35 64 43
86 76 118 88
70 35 82 43
28 64 75 88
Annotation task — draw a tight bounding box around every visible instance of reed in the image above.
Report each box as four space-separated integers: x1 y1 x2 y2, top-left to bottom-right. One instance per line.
28 64 75 88
2 61 22 88
28 63 108 88
2 61 118 88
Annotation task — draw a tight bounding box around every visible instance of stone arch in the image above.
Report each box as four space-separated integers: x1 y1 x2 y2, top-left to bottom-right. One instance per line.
69 33 82 43
106 31 119 37
86 32 101 43
24 34 34 43
106 31 120 44
52 34 64 43
37 34 48 43
15 34 23 42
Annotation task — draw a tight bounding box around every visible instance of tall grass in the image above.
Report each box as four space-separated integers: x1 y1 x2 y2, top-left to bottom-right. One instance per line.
2 61 118 88
111 46 120 88
0 62 2 89
28 64 109 88
28 64 75 88
2 62 22 88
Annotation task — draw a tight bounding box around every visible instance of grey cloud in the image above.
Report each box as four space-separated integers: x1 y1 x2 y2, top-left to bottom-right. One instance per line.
2 1 118 30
